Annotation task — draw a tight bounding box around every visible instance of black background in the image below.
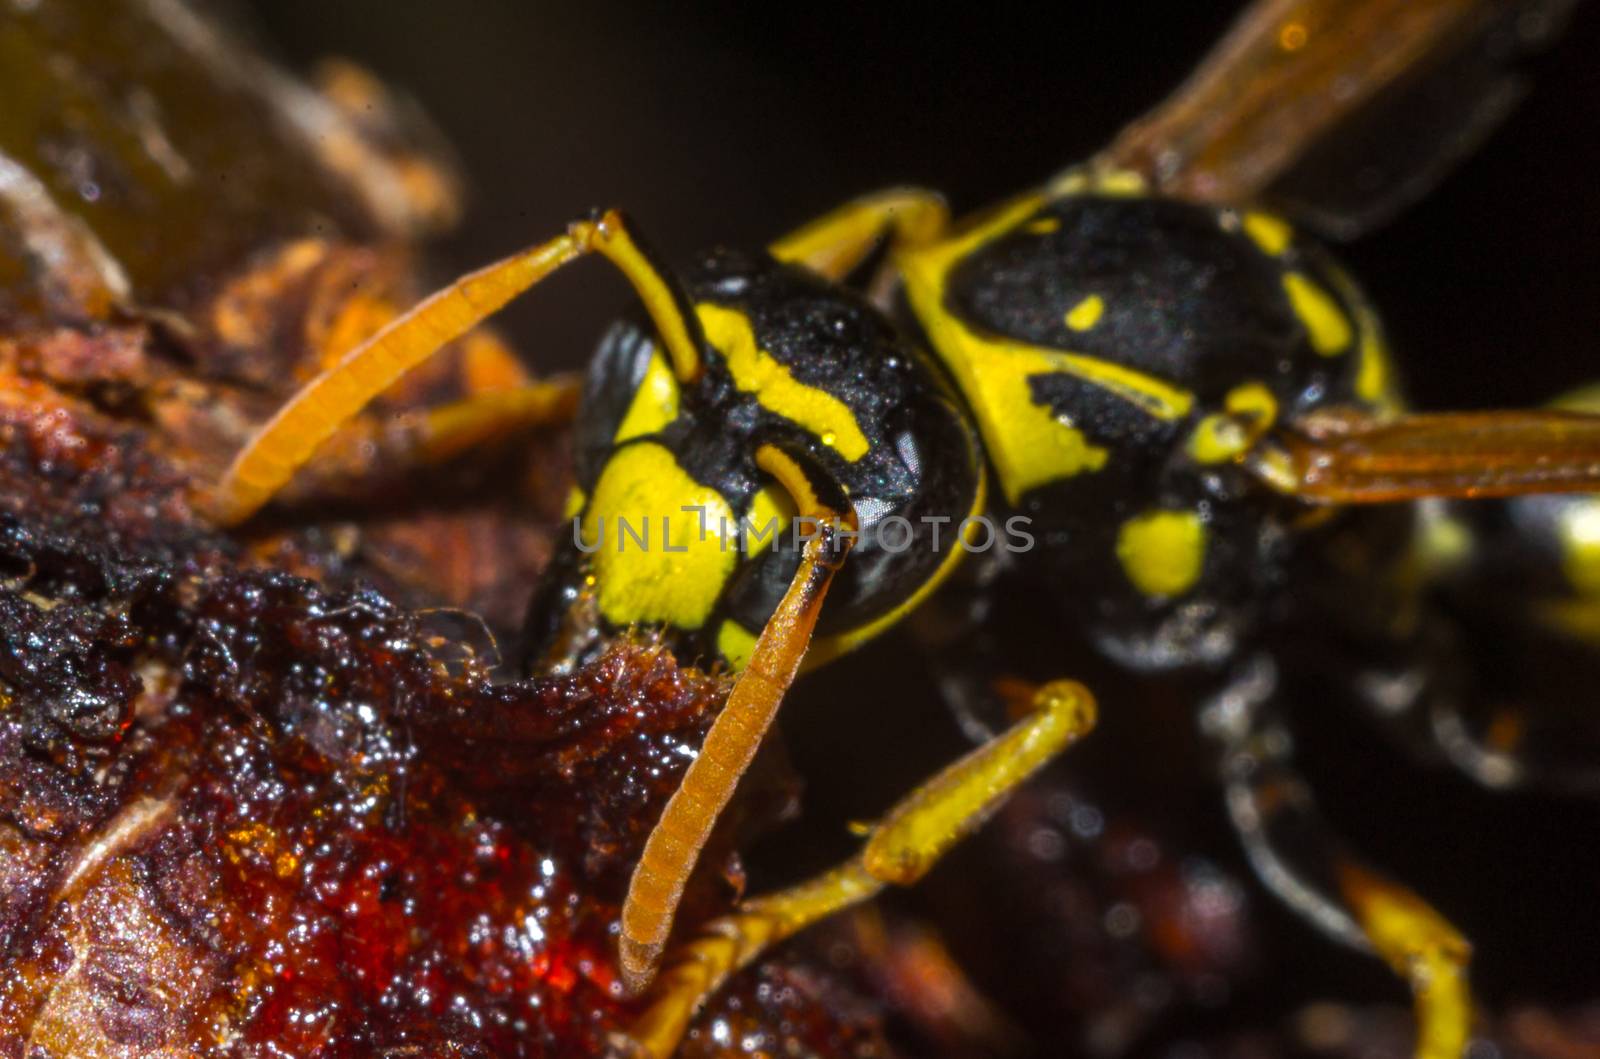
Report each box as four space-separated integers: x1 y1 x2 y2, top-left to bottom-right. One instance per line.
245 1 1600 409
244 1 1600 1048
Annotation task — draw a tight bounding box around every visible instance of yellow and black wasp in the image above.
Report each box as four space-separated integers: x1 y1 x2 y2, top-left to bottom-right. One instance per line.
207 1 1599 1055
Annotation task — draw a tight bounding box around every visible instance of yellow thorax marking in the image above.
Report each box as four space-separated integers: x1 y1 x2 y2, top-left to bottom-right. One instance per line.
1115 509 1207 598
1241 211 1292 256
1354 316 1396 409
614 348 681 443
694 303 871 461
716 619 759 672
1283 271 1353 356
1188 382 1279 464
743 481 796 560
895 190 1194 505
1321 263 1400 412
1050 167 1148 198
1065 294 1104 331
581 442 737 630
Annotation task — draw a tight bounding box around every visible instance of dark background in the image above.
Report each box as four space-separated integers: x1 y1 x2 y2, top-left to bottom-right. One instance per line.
245 1 1600 409
244 1 1600 1048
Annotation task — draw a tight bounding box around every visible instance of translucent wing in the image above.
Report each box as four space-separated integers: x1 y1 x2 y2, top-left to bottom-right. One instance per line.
1097 0 1579 237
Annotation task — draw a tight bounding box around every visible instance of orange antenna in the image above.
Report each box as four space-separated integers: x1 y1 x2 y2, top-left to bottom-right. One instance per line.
211 210 701 526
617 445 857 995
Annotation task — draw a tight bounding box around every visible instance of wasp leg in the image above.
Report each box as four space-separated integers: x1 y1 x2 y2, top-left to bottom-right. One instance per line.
210 210 702 526
1325 604 1600 796
1430 697 1600 796
363 375 582 469
620 678 1097 1059
619 446 858 995
1206 656 1473 1059
286 376 585 498
768 188 949 281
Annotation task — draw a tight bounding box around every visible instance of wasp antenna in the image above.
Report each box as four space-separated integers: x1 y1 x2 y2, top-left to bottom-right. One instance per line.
210 211 700 527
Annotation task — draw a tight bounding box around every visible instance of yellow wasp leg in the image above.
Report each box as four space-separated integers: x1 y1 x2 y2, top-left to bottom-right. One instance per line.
1217 657 1473 1059
210 210 701 527
768 188 949 281
619 445 857 996
621 679 1097 1059
275 377 584 501
1339 863 1473 1059
383 376 583 467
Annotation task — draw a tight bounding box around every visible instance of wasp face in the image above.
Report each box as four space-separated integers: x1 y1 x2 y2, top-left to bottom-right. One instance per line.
530 248 984 670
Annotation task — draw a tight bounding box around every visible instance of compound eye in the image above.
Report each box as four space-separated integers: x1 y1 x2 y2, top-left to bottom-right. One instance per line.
571 322 683 488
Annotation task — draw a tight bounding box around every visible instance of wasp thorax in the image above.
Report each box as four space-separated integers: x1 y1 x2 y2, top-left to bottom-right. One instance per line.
898 183 1394 670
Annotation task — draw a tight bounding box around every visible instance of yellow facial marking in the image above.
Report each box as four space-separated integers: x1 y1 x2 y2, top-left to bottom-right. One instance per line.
695 302 870 461
1283 272 1353 355
581 442 737 630
716 619 759 672
1065 294 1104 332
896 191 1193 505
1241 211 1292 256
1115 509 1207 598
613 349 680 443
743 482 796 560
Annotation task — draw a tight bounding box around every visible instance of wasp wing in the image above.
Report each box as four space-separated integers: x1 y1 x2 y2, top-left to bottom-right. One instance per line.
1251 407 1600 502
1097 0 1579 237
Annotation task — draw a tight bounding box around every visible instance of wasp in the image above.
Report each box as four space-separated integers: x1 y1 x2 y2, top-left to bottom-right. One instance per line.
206 1 1599 1055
